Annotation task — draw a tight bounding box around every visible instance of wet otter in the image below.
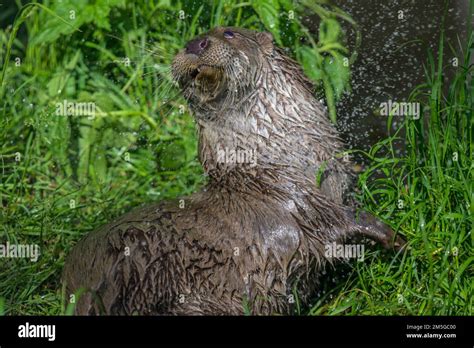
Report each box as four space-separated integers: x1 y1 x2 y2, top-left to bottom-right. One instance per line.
63 27 404 315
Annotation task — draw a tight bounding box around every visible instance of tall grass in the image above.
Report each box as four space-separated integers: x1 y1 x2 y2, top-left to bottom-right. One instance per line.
310 30 473 315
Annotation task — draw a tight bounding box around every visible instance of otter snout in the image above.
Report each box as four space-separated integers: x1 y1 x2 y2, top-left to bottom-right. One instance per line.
185 37 209 55
172 27 267 105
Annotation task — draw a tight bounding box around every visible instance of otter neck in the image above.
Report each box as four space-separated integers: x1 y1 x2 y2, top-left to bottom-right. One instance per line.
194 57 343 195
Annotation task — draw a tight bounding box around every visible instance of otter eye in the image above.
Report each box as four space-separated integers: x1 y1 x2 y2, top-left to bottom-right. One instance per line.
223 30 234 39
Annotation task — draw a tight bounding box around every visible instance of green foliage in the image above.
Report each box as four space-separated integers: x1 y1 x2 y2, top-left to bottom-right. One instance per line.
251 0 282 45
310 32 473 315
295 0 355 123
29 0 126 45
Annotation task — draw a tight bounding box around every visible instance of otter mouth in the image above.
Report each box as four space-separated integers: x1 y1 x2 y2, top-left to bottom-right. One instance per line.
188 64 221 82
172 48 231 103
189 64 209 79
180 63 225 102
189 68 200 79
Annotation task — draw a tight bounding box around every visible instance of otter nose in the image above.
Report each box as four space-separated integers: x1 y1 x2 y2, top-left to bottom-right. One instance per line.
185 37 208 55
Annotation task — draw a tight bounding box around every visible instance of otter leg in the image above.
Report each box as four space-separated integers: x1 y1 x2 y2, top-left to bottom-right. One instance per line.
352 211 406 250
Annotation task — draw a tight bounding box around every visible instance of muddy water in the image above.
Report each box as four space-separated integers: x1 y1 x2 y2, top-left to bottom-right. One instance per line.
317 0 470 154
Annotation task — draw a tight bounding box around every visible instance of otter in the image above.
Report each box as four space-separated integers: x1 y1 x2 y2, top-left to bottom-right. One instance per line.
63 27 404 315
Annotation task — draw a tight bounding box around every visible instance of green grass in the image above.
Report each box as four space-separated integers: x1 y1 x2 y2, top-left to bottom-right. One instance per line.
309 29 473 315
0 0 472 315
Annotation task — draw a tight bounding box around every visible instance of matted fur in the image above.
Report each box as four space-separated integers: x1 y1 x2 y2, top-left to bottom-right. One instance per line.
63 27 403 315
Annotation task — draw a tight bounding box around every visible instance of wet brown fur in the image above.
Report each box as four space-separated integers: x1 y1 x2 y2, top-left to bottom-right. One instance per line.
63 27 404 315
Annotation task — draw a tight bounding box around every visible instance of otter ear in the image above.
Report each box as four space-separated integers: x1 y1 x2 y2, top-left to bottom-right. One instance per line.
256 31 274 54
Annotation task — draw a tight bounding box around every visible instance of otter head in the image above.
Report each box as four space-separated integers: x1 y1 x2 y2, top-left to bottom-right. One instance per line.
172 27 335 186
172 27 274 111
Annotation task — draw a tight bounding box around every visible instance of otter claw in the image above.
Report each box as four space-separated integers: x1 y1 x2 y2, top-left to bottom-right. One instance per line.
392 234 408 252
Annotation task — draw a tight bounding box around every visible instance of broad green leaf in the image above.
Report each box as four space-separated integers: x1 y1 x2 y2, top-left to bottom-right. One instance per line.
319 18 341 44
298 46 323 82
323 53 350 100
251 0 282 45
47 71 69 97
